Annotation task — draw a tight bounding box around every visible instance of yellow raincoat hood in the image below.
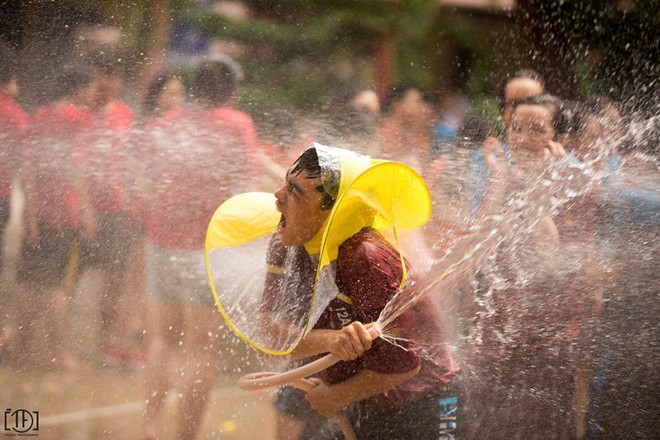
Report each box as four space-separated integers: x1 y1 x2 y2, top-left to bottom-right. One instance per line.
205 143 431 355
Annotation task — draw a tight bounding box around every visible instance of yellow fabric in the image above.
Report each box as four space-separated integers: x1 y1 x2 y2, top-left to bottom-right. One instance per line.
205 192 280 250
205 146 432 356
317 161 432 270
63 244 80 291
266 264 286 275
336 293 353 305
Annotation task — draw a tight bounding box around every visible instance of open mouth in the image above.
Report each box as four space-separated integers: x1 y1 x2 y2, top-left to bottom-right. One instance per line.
277 215 287 233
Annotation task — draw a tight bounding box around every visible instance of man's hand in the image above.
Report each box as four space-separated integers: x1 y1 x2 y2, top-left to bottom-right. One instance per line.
482 136 509 176
327 322 380 362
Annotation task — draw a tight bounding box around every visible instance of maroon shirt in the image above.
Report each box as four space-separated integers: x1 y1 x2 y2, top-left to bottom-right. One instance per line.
264 228 458 408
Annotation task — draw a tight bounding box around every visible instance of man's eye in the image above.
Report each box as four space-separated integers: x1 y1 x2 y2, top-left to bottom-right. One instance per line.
288 183 300 197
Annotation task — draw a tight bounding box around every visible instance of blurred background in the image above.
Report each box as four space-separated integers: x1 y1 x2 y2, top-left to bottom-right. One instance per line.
1 0 657 117
0 1 657 440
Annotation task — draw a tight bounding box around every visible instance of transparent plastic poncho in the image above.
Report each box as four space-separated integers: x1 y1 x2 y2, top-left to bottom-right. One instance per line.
205 143 432 355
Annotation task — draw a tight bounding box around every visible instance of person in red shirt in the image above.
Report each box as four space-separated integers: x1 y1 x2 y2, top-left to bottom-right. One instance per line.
265 146 459 440
379 85 438 170
17 65 97 372
119 71 188 374
142 58 259 440
82 50 140 367
191 55 262 189
0 42 30 355
319 81 382 157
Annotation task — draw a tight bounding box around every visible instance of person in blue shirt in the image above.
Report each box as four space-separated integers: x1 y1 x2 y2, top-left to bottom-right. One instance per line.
567 97 625 172
468 69 545 216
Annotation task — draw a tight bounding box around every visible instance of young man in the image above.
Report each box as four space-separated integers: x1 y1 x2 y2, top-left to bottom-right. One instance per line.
142 56 259 440
17 65 97 372
191 55 261 189
84 50 139 367
264 145 458 440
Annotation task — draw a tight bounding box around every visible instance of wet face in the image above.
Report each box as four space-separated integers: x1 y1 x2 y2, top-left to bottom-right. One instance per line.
575 107 624 157
157 78 185 113
274 169 331 246
576 118 607 156
502 77 544 128
507 104 556 155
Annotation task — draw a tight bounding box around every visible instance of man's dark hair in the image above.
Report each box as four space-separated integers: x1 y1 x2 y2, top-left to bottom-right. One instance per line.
514 93 571 136
290 148 335 210
508 69 545 89
0 41 18 86
192 59 239 107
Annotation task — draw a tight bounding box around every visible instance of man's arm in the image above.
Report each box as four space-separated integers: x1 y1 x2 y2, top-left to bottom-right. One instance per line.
304 365 421 417
289 322 379 362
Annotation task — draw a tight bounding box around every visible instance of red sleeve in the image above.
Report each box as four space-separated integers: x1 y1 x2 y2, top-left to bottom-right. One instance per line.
65 107 94 164
105 99 134 129
337 232 421 374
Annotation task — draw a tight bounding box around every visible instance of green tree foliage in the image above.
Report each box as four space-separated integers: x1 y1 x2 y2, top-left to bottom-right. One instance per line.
189 0 444 112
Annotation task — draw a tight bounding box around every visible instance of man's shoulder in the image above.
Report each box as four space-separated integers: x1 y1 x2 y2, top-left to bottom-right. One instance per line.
338 228 399 265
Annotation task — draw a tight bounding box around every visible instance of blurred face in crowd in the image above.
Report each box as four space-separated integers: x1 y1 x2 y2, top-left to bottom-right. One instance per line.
574 105 625 158
502 77 544 128
274 168 330 246
157 78 186 114
352 90 380 114
393 88 426 123
507 103 556 156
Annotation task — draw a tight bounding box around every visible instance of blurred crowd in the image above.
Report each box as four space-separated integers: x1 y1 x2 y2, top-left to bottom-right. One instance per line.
0 39 658 440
